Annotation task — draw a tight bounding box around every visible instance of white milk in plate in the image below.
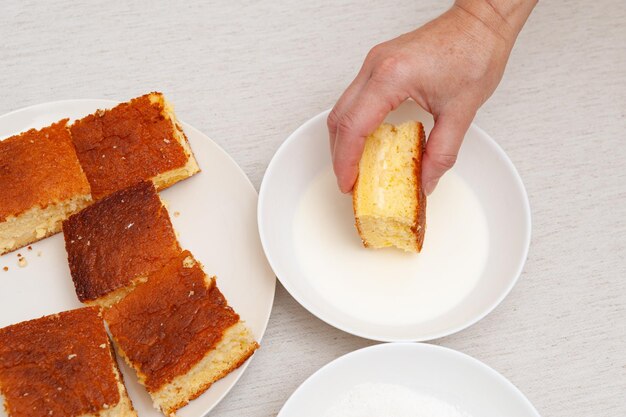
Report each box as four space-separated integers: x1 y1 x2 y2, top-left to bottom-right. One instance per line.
293 169 489 326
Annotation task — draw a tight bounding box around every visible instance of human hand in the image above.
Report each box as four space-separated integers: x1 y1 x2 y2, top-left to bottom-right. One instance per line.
328 0 535 194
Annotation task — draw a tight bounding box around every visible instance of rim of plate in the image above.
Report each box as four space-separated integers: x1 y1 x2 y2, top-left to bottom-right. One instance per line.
0 98 276 416
277 342 541 417
258 108 531 342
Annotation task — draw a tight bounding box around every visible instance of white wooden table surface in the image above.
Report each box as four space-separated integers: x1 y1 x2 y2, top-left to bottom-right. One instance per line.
2 1 625 416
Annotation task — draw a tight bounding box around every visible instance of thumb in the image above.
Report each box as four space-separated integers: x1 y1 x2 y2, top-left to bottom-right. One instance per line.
333 79 401 193
422 109 474 195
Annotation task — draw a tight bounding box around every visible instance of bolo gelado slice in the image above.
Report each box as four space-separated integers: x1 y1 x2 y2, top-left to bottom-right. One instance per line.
0 307 136 417
69 92 200 200
104 250 259 416
63 180 181 307
353 121 426 252
0 119 92 255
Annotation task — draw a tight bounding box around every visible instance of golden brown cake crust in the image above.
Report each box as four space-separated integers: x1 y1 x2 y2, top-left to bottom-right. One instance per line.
104 251 240 392
0 120 91 221
63 181 180 303
0 307 120 417
413 122 426 251
69 92 190 200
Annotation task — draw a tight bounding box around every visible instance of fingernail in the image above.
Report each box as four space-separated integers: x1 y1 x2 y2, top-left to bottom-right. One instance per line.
424 180 438 196
337 179 350 194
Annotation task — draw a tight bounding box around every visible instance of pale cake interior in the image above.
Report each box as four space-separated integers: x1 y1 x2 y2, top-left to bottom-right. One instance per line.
149 94 200 191
354 121 420 252
84 276 148 309
0 194 92 255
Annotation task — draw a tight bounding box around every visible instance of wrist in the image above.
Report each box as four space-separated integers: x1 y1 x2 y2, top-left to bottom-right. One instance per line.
453 0 536 46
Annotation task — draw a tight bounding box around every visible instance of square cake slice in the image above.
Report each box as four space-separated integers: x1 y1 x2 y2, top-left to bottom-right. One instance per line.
0 307 136 417
104 250 259 416
0 120 92 255
69 92 200 200
63 181 181 307
353 121 426 252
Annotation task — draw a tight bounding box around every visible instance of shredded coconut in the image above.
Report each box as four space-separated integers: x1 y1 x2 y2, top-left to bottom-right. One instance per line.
323 383 472 417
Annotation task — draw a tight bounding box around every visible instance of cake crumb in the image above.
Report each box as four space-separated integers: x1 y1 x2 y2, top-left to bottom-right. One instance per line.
182 256 195 268
174 211 180 217
37 251 42 257
3 266 8 272
67 354 77 360
27 246 32 250
18 257 27 268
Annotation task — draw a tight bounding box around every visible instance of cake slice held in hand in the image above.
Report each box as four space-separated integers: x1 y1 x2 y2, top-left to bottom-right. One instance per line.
63 180 181 307
69 92 200 200
0 120 92 255
353 121 426 252
0 307 136 417
104 250 259 416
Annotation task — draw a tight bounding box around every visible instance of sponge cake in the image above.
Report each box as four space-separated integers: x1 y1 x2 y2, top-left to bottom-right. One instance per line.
353 121 426 252
69 92 200 200
0 120 92 255
0 307 136 417
104 250 258 416
63 181 180 307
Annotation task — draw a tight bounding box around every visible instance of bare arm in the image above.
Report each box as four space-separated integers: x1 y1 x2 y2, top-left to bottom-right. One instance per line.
328 0 537 194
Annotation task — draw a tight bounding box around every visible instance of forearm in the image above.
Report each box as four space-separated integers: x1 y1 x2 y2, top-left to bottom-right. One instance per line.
454 0 537 45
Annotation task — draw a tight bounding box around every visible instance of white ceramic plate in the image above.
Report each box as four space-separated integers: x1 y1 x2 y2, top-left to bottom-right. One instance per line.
258 101 530 342
277 343 541 417
0 100 276 417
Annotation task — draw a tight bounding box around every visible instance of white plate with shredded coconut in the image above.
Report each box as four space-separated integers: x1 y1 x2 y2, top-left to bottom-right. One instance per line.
277 343 541 417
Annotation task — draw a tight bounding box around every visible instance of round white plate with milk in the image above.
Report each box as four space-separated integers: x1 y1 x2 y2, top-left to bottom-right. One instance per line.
258 100 531 341
0 100 276 417
277 343 541 417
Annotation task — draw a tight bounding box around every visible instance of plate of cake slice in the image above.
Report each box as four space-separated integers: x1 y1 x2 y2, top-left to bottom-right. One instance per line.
0 93 276 417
